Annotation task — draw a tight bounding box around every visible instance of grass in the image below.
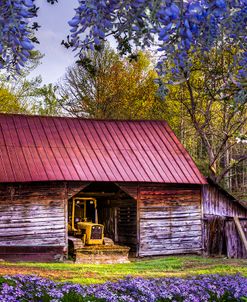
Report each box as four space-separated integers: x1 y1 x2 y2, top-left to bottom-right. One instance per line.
0 256 246 285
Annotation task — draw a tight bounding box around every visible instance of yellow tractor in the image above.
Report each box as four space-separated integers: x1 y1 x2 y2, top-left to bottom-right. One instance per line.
68 197 104 246
67 197 130 264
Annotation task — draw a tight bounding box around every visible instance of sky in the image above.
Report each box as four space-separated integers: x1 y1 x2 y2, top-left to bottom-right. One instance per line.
29 0 78 84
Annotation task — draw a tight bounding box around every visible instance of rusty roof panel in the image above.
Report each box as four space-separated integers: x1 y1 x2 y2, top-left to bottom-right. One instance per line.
0 114 207 184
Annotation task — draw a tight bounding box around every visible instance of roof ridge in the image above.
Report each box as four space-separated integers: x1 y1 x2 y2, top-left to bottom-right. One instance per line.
0 113 168 123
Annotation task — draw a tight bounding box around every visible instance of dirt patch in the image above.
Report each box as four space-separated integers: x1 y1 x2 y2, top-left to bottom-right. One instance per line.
0 265 97 281
183 258 247 271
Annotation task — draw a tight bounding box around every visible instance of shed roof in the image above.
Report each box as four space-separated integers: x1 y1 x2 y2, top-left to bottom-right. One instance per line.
0 114 206 184
206 177 247 210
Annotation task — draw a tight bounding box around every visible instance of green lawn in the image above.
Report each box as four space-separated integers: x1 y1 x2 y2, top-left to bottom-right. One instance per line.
0 256 246 284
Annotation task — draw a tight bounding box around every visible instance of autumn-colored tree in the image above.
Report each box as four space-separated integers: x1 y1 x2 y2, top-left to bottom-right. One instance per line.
0 87 27 114
59 46 167 120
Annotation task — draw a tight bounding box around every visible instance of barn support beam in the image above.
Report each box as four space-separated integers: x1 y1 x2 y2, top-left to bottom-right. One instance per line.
234 216 247 253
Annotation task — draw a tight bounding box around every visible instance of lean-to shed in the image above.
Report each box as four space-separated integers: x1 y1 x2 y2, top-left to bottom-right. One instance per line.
203 178 247 258
0 113 246 261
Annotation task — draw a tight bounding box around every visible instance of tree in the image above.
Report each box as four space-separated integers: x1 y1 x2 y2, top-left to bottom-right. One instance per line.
0 48 62 116
59 46 165 119
31 83 61 116
165 43 247 189
0 87 27 113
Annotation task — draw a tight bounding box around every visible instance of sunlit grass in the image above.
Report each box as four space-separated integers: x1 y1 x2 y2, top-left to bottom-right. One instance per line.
1 256 246 284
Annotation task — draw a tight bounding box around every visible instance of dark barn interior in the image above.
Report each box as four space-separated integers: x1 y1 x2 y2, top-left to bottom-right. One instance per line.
69 182 137 254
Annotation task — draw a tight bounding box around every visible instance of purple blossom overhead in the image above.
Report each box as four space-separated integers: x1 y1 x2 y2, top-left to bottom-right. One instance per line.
0 0 246 87
67 0 247 84
0 0 39 75
0 274 247 301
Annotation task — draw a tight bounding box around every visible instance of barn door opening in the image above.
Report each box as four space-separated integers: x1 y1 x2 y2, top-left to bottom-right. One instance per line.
68 182 137 254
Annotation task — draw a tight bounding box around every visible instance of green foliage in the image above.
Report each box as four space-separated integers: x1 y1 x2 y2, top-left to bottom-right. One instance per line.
30 83 61 116
0 77 61 116
33 292 51 302
61 292 105 302
0 87 27 113
206 292 242 302
0 50 61 116
0 276 16 287
0 277 6 286
157 293 242 302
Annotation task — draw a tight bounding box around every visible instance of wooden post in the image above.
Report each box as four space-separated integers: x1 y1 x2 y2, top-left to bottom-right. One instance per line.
201 186 205 255
136 184 140 257
234 216 247 253
114 207 118 242
64 182 68 259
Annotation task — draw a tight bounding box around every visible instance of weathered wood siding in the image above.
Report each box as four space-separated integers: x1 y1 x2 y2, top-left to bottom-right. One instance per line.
225 219 247 258
0 182 68 261
203 215 247 258
202 184 247 258
203 216 226 256
202 184 247 217
137 184 202 257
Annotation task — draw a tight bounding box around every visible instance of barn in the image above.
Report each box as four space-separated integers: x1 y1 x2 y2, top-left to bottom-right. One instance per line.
0 113 246 261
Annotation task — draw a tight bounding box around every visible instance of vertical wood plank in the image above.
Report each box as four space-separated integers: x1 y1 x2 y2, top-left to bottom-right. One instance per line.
234 217 247 253
136 184 140 257
64 182 68 257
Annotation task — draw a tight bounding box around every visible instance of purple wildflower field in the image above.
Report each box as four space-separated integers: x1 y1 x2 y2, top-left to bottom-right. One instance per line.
0 274 247 302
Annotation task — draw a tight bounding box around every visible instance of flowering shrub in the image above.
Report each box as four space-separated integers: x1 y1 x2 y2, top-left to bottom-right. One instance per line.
0 274 247 302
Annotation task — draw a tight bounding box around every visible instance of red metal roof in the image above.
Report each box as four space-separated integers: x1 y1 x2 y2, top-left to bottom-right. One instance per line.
0 114 206 184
